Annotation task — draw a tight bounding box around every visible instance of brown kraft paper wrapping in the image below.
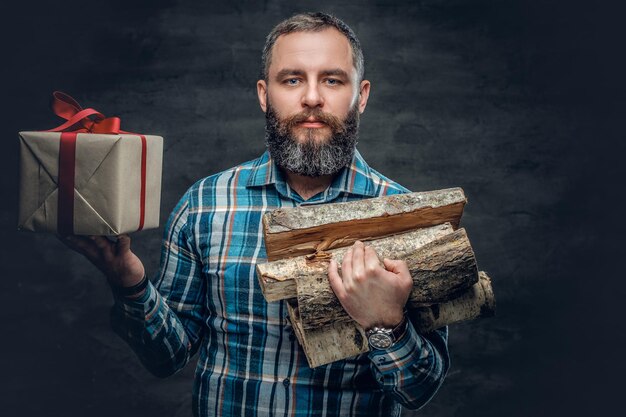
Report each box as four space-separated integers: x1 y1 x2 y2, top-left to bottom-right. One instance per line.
18 131 163 235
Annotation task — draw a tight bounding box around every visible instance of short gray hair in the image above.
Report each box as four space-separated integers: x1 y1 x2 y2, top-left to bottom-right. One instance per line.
260 12 365 83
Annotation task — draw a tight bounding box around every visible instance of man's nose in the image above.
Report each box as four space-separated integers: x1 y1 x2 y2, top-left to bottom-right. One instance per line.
301 83 324 108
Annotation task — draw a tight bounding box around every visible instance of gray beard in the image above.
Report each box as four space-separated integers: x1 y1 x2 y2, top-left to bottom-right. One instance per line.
264 103 359 177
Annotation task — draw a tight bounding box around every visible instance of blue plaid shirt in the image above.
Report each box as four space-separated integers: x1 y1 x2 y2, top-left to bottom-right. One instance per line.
111 149 449 417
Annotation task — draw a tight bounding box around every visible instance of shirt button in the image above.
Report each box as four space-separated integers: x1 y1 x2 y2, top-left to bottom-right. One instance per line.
283 378 290 387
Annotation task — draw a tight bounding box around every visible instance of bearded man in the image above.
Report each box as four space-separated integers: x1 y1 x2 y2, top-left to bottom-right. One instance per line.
64 12 449 417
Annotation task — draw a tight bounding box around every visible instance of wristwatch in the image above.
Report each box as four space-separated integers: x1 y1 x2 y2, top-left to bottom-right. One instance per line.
365 314 408 350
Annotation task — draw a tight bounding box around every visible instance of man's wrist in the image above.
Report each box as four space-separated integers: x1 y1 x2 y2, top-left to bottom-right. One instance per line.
366 311 408 350
364 309 406 331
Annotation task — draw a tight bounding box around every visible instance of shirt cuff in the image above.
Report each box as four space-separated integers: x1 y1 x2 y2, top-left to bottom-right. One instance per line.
369 320 424 374
113 280 161 322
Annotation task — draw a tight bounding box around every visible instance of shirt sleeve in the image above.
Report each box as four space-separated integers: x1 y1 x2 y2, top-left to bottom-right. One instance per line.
368 318 450 410
110 190 206 378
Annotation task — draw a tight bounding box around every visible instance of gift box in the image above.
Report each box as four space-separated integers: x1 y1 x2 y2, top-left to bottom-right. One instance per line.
18 92 163 235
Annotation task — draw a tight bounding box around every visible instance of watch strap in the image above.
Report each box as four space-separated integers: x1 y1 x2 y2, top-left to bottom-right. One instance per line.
391 312 408 341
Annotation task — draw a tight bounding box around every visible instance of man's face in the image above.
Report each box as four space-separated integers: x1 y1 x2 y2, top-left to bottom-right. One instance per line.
264 95 360 177
257 28 371 176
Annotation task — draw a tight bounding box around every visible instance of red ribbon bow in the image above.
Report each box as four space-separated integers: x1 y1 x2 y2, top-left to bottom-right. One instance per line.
48 91 124 134
46 91 147 235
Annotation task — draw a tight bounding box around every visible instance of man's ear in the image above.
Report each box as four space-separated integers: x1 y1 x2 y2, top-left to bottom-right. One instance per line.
257 80 268 113
357 80 371 114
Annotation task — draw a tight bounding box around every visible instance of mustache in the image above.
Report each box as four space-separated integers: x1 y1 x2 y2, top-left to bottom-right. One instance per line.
280 109 346 133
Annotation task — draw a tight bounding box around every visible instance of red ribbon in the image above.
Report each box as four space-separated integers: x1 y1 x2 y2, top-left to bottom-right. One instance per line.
58 132 77 236
48 91 147 235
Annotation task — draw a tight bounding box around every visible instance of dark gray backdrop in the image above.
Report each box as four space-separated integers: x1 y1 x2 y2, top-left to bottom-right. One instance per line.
1 1 623 416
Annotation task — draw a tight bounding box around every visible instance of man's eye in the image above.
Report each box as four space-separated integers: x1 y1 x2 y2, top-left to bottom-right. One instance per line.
325 78 341 86
285 78 300 85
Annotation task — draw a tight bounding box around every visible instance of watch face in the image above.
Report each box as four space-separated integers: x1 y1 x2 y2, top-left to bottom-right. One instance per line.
368 332 393 349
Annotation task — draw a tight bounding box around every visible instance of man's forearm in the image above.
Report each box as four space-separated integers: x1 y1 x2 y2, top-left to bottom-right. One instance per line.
110 281 196 378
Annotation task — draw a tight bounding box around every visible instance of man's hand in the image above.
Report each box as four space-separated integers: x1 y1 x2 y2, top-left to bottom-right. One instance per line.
327 241 413 330
60 234 145 288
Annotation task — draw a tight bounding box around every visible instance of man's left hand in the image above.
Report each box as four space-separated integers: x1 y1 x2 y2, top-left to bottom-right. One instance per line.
327 241 413 329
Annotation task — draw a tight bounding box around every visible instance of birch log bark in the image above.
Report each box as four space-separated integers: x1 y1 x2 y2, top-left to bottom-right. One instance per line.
263 188 467 261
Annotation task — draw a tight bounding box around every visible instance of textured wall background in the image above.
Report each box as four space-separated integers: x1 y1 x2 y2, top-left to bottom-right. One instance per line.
1 1 623 416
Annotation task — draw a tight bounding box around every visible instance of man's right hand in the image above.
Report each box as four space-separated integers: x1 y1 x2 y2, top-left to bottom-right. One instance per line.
60 234 146 289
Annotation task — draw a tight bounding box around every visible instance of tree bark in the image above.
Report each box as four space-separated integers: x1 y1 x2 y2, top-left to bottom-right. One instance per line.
287 271 495 368
286 299 368 369
258 225 479 330
257 223 455 303
411 271 496 332
295 228 478 330
263 188 467 261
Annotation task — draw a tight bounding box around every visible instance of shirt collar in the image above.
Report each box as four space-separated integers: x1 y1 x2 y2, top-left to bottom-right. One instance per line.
246 150 276 188
246 149 378 200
